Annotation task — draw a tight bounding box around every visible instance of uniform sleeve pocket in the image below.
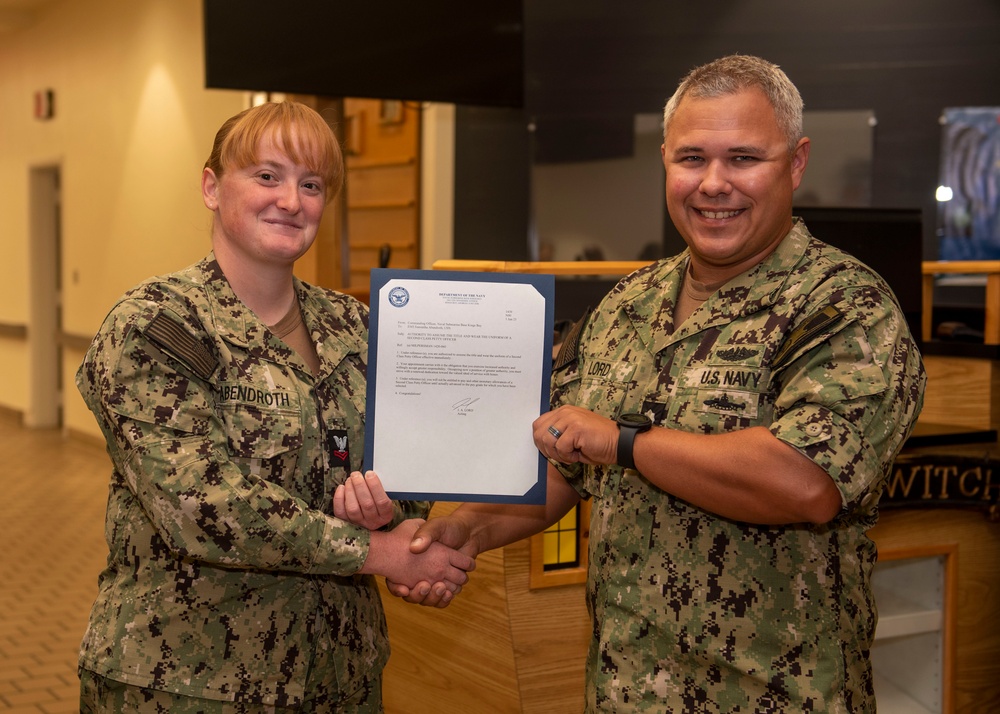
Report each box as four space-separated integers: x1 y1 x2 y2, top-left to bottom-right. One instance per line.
774 323 888 411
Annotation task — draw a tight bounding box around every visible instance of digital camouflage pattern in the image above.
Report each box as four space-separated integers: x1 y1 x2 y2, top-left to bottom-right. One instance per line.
77 255 428 707
552 220 926 713
79 668 383 713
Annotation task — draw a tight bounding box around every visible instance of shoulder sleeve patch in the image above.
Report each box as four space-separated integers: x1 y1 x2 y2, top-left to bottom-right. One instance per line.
554 309 591 371
143 312 218 380
771 304 844 370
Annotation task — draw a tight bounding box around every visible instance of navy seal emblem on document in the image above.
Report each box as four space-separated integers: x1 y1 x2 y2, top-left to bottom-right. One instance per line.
388 286 410 307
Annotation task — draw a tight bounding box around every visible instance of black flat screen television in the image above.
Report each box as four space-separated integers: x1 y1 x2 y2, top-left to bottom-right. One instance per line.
202 1 524 108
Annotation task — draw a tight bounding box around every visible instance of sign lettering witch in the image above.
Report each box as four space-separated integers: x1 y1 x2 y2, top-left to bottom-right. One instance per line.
883 453 1000 521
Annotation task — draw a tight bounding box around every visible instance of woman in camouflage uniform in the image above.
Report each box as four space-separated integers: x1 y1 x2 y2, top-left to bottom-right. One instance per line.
77 101 473 713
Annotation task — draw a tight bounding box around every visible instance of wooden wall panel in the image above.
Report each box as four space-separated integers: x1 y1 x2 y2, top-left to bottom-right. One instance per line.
343 98 421 289
348 207 418 245
920 355 1000 432
379 501 592 713
870 509 1000 714
346 164 418 207
380 502 522 714
346 205 419 283
504 538 588 713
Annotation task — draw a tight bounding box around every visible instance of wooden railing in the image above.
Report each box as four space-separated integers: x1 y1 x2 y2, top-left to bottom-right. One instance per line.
410 258 1000 348
922 261 1000 345
432 259 652 276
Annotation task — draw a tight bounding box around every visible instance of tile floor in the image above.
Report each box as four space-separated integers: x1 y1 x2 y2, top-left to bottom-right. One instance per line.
0 414 109 713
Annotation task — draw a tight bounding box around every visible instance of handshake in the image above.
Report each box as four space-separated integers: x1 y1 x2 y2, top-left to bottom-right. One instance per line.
335 471 477 608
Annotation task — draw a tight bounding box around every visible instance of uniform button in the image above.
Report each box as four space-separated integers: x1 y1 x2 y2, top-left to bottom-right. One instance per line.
860 493 878 510
805 423 824 437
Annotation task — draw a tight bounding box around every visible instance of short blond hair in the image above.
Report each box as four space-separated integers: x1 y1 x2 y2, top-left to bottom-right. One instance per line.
205 101 344 202
663 55 803 153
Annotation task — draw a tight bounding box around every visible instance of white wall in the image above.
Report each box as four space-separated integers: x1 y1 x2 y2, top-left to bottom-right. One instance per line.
531 113 665 262
0 0 459 438
420 102 456 269
0 0 245 436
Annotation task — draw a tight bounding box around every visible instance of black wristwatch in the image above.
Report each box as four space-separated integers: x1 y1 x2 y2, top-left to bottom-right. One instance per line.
616 413 652 471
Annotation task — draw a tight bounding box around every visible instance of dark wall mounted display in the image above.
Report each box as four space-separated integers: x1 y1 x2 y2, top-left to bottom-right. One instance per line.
202 1 1000 265
203 0 524 108
510 0 1000 263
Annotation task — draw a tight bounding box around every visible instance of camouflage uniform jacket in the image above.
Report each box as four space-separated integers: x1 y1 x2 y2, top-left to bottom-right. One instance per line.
552 220 925 713
76 255 429 706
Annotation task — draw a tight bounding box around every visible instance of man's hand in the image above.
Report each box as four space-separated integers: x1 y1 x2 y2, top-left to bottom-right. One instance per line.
334 471 394 530
362 519 475 599
384 516 478 608
533 405 618 466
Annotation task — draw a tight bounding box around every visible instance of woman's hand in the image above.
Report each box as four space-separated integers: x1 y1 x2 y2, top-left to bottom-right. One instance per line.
334 471 395 530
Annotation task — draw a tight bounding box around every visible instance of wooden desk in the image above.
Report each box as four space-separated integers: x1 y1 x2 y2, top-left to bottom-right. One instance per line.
922 260 1000 345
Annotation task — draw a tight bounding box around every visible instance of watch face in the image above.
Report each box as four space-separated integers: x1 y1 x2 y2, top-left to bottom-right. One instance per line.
619 412 651 428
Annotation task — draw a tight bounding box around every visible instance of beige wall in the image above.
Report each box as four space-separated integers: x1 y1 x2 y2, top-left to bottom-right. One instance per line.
0 0 456 438
0 0 246 436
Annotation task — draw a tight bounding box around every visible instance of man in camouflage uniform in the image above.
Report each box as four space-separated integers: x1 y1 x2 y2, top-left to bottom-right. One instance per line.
77 102 472 712
391 55 925 712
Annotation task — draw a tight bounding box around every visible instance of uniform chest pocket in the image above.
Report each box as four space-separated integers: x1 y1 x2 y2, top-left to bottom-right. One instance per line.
575 358 639 413
666 363 775 431
218 389 303 460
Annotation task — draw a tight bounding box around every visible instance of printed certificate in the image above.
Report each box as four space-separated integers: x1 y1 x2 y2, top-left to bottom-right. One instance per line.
363 269 554 504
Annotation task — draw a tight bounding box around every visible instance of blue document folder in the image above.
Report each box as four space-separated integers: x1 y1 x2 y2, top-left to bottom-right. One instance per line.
363 268 554 504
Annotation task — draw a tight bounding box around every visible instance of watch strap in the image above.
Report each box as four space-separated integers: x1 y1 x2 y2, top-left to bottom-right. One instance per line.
617 425 640 470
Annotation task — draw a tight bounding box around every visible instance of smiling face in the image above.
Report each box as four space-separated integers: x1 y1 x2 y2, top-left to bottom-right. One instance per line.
202 131 327 270
661 88 810 283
